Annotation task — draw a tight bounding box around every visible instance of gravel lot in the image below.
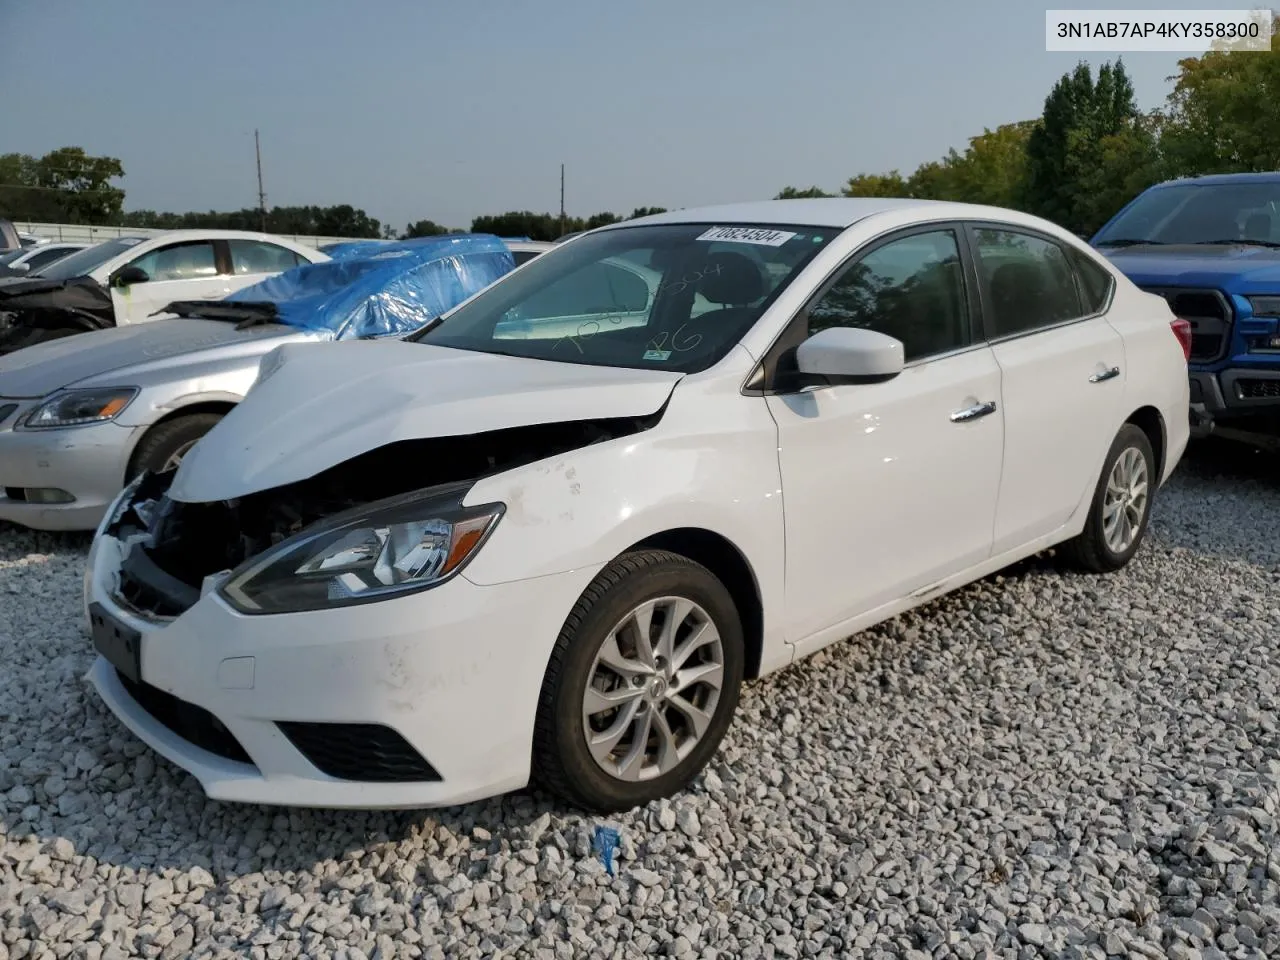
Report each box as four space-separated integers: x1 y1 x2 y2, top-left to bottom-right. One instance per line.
2 441 1280 960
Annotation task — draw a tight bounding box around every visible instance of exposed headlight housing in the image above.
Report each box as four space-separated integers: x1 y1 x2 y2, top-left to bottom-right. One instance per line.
1247 295 1280 318
220 487 504 615
22 387 139 429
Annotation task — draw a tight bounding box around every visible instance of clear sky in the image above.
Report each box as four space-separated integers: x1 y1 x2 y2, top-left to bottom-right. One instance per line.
0 0 1241 231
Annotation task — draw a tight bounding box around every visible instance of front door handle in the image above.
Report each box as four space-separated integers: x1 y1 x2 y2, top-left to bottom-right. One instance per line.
1089 366 1121 383
950 400 998 423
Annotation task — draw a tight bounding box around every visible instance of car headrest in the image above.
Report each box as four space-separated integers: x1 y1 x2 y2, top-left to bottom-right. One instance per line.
697 251 766 306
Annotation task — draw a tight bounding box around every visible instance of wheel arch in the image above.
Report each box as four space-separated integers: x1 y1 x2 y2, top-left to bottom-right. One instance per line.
624 527 766 680
124 400 238 480
1125 405 1166 481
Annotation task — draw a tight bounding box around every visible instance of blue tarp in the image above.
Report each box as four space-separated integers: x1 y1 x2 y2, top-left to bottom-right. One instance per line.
225 234 514 340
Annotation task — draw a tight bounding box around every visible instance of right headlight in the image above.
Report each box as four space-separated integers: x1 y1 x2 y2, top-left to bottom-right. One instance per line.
219 488 504 615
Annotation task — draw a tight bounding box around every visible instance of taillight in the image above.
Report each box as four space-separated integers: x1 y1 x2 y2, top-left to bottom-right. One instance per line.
1170 317 1192 362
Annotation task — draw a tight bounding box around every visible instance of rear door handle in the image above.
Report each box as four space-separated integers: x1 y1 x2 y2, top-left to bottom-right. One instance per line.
950 400 998 423
1089 366 1121 383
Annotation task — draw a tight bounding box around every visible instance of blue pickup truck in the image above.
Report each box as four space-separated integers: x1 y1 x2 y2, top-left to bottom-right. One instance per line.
1092 172 1280 447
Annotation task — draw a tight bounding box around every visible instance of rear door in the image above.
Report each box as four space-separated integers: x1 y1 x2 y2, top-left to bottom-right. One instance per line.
967 223 1127 553
109 239 227 324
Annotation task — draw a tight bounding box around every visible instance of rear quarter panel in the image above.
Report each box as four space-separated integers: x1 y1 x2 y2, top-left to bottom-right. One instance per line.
1105 278 1191 484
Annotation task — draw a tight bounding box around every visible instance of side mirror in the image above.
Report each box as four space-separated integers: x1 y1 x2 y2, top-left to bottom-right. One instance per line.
794 326 905 385
9 262 28 274
112 265 150 287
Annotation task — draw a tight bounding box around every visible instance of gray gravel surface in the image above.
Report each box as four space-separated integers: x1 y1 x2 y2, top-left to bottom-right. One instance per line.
3 440 1280 959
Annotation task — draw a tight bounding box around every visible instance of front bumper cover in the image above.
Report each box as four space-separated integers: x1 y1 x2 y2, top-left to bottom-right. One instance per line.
84 529 598 809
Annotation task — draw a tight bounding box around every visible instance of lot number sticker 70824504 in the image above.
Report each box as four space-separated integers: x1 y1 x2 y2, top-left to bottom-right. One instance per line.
696 226 797 247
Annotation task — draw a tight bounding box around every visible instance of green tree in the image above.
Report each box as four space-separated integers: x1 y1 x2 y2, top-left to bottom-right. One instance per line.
775 185 832 199
1024 60 1144 232
842 171 909 197
628 206 667 219
584 211 622 229
0 147 125 222
403 219 448 238
1159 15 1280 175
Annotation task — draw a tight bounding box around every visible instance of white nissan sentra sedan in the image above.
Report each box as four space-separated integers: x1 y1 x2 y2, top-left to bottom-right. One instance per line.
83 199 1191 813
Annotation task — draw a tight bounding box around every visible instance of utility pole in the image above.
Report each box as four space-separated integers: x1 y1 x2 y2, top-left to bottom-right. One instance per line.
559 163 565 238
255 129 267 232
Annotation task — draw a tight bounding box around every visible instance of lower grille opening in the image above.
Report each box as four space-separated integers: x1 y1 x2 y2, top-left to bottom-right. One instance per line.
277 721 441 783
116 670 253 765
1237 378 1280 400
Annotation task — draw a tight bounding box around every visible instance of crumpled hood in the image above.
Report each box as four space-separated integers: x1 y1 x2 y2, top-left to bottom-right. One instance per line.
171 340 684 502
0 318 300 398
1103 244 1280 292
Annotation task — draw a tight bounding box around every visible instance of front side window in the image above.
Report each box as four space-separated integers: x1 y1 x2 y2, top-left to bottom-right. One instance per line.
129 241 218 282
229 239 307 275
412 223 840 372
807 229 970 362
972 229 1083 338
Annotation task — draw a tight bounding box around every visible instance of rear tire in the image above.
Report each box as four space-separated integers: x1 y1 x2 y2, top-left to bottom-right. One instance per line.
126 413 223 480
532 550 744 812
1059 423 1156 573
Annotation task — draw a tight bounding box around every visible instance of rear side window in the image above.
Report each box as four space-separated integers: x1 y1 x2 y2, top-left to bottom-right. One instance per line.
23 247 77 272
972 228 1084 338
229 239 307 275
1070 247 1114 315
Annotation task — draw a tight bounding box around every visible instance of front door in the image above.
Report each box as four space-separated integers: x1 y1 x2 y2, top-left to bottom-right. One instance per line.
110 239 228 324
765 227 1005 643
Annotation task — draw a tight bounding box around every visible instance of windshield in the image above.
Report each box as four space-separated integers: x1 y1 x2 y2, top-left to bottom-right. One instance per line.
33 237 146 281
412 222 840 372
1095 181 1280 246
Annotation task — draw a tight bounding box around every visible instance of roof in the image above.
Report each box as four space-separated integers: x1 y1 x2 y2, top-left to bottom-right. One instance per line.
111 229 324 246
614 198 986 229
1150 172 1280 188
600 198 1087 238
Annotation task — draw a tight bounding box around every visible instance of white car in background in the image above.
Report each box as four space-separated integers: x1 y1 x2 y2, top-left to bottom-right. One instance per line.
85 199 1190 813
0 231 327 352
0 242 88 278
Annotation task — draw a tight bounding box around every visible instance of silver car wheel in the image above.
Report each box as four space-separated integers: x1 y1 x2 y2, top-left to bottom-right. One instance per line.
1102 445 1149 554
582 596 725 782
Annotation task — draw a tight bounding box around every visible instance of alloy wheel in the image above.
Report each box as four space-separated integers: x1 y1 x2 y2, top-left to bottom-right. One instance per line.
1102 445 1149 554
582 596 725 782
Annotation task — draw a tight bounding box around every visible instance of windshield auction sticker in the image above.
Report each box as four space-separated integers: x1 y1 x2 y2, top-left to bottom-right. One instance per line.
696 226 797 246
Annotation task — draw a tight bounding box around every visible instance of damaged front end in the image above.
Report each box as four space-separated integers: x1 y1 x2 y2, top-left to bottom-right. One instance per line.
0 276 115 354
103 414 663 620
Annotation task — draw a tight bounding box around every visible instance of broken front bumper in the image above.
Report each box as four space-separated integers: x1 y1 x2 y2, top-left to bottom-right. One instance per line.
0 406 139 531
83 530 599 809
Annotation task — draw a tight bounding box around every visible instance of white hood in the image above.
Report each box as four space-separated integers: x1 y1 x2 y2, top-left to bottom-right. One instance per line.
170 339 683 502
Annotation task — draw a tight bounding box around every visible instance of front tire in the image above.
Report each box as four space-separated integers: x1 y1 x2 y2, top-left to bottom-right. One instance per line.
1059 423 1156 573
532 549 744 812
126 413 224 480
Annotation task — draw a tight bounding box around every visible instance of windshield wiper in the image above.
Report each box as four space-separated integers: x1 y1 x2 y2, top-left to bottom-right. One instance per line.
1095 238 1167 248
157 300 281 328
1188 238 1280 249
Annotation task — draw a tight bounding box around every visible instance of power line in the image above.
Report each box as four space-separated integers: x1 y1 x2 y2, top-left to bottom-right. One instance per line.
255 129 267 231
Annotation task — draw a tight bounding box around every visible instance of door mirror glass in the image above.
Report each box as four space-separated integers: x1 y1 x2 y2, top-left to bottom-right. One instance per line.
9 262 28 274
795 326 905 384
112 265 150 287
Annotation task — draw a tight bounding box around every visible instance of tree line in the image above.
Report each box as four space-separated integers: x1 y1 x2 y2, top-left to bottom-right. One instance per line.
4 22 1278 242
777 19 1280 238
